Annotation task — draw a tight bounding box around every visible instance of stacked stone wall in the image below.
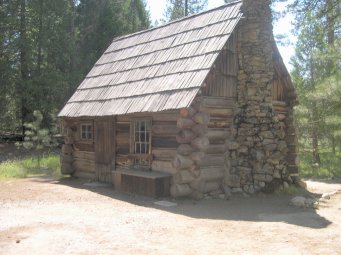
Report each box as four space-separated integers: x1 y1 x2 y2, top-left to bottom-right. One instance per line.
225 0 291 193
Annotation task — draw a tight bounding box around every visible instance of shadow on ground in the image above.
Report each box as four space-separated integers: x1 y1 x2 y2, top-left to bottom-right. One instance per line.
38 176 334 230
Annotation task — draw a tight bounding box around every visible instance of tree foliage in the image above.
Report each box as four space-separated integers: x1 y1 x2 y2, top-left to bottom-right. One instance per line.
289 0 340 174
0 0 150 134
165 0 207 21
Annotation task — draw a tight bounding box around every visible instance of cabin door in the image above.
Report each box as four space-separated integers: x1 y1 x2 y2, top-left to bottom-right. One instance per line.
94 117 115 183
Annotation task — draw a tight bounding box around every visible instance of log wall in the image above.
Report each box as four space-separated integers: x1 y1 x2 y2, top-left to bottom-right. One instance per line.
116 110 180 174
170 96 236 198
60 118 96 179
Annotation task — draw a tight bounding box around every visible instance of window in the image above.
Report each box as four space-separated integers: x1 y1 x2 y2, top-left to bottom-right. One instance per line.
80 123 93 140
132 119 151 166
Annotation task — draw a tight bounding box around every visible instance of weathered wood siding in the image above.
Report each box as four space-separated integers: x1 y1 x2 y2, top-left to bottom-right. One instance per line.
202 32 237 98
95 118 114 183
115 110 180 174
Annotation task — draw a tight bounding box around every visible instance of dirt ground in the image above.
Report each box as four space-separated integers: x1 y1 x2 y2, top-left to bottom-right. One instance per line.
0 177 340 255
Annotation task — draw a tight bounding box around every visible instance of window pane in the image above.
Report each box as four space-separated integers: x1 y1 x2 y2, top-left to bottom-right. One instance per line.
140 121 145 132
140 132 145 142
146 121 151 131
133 120 151 155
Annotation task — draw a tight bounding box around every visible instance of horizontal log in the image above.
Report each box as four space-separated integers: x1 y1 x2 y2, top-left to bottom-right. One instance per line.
189 166 200 178
177 144 194 156
173 170 195 184
64 136 74 145
170 184 192 197
208 119 232 128
203 181 220 193
115 123 130 133
172 154 194 170
116 111 179 122
73 159 95 173
203 108 233 117
116 133 130 145
204 144 226 154
192 124 207 136
189 178 205 191
73 142 94 152
190 151 205 163
206 128 230 140
73 150 95 161
200 167 225 181
73 171 95 180
152 125 179 136
62 144 73 154
152 112 179 122
151 160 178 175
179 107 197 118
61 162 74 175
202 97 236 108
192 112 210 125
116 145 129 154
191 137 209 151
152 136 178 148
61 154 73 164
152 148 177 160
177 118 196 129
197 155 225 167
176 130 196 144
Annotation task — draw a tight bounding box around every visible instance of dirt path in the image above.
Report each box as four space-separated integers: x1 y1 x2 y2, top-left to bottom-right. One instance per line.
0 177 340 255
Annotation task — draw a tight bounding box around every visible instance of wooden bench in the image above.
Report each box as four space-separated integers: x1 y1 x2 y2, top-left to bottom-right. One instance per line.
112 169 172 198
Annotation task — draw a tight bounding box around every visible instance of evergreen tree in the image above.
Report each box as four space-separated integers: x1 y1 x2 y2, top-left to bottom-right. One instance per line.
290 0 340 170
0 0 150 135
165 0 207 21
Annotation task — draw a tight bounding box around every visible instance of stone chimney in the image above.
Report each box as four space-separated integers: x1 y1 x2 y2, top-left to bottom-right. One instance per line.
225 0 289 193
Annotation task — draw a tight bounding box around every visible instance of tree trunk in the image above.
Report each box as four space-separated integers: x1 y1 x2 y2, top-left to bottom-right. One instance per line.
37 0 44 74
19 0 29 135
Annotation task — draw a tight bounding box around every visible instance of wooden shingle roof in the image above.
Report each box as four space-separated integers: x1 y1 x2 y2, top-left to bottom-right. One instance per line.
59 1 243 117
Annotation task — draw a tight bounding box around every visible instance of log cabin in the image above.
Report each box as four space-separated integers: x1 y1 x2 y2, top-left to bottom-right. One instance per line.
58 0 299 198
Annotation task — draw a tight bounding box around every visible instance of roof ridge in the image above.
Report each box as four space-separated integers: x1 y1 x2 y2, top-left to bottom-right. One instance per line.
111 0 243 43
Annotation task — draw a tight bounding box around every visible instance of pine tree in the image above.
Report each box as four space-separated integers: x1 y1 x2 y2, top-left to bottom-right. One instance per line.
290 0 340 171
165 0 207 21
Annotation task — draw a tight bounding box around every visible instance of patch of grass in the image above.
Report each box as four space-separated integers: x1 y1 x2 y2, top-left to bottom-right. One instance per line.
0 154 61 179
274 185 306 196
299 150 341 179
0 160 27 179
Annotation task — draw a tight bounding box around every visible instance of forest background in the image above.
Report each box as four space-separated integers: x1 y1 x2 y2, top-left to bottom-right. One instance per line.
0 0 340 178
